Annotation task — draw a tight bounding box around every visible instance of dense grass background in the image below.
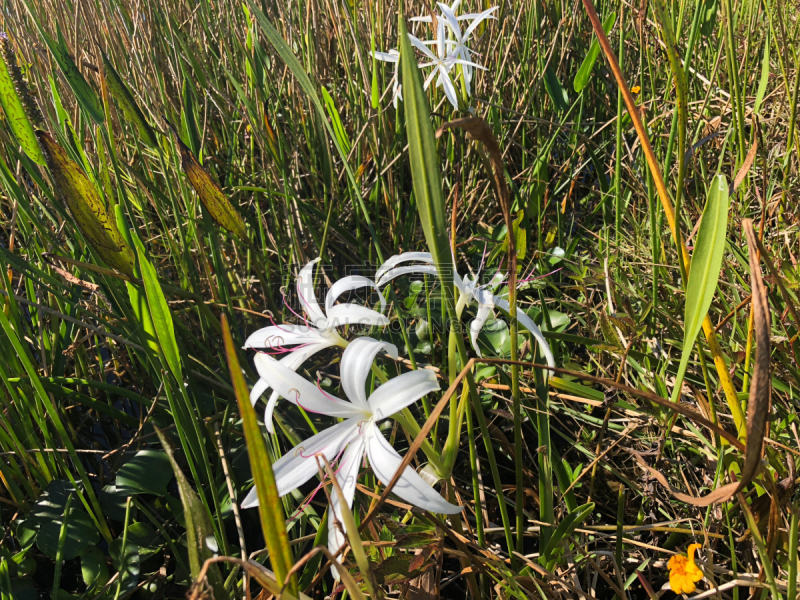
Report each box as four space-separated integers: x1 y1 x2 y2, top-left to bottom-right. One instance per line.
0 0 798 597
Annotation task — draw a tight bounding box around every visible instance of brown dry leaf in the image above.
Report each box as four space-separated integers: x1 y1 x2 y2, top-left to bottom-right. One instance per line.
632 218 771 505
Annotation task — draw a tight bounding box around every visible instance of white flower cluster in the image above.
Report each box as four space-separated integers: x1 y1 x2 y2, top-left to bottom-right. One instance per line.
373 0 498 109
242 251 555 574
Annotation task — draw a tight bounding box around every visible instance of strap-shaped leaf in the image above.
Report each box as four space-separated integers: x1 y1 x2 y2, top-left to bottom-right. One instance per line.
132 236 183 383
397 15 457 320
0 34 45 164
573 12 616 93
168 126 248 239
671 174 729 402
98 47 157 147
221 315 297 595
37 131 135 277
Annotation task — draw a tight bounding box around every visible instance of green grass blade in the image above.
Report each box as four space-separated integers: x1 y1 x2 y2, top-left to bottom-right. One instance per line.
221 314 296 595
20 0 104 124
671 174 729 402
243 0 383 261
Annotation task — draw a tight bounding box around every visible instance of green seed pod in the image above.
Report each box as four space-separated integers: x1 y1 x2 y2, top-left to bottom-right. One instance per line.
98 47 157 148
37 130 136 277
0 32 45 164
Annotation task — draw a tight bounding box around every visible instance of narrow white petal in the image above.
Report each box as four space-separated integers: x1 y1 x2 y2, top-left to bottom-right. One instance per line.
296 259 327 327
326 304 389 328
469 304 492 357
493 297 556 370
373 50 399 62
325 275 386 313
439 69 459 109
263 390 280 434
409 15 433 22
376 252 434 281
328 436 365 559
253 353 365 419
273 420 360 496
437 2 463 38
367 369 439 420
244 324 323 349
407 34 438 60
376 264 439 288
341 338 399 410
365 423 462 514
240 419 360 507
462 8 499 40
250 378 269 405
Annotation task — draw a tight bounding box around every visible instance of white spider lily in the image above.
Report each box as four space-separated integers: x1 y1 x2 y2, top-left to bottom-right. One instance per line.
437 2 498 95
408 20 484 109
241 337 461 564
246 258 388 432
372 49 402 108
377 253 555 367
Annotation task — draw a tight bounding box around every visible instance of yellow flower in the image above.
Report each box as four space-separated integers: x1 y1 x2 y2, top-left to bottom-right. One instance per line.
668 543 704 594
631 85 641 94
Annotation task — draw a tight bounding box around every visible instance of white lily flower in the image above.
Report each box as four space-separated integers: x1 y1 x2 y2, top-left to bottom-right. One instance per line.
241 337 461 564
246 258 388 432
437 2 498 96
376 253 555 368
373 49 402 108
408 20 484 109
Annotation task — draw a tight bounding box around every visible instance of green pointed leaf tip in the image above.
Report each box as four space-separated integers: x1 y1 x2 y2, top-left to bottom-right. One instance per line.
671 174 729 401
36 131 136 276
574 12 617 93
99 48 157 147
0 33 45 164
398 14 456 317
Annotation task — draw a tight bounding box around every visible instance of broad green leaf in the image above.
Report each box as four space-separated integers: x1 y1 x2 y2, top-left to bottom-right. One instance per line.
671 175 729 402
573 12 616 93
754 30 770 115
27 486 99 560
98 48 157 147
0 36 45 164
221 315 297 594
37 131 136 277
544 65 569 111
168 127 247 239
244 0 382 261
398 16 457 318
109 539 140 595
155 429 228 600
115 450 172 496
80 547 110 592
132 237 183 382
